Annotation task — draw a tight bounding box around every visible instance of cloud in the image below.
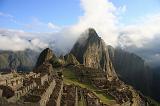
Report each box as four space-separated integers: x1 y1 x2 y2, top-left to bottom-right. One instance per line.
31 38 48 49
0 29 49 51
118 14 160 49
117 5 127 14
71 0 118 46
0 34 30 51
119 14 160 47
48 22 60 31
0 11 19 24
0 13 61 32
24 18 60 32
118 14 160 67
120 5 127 13
0 12 13 18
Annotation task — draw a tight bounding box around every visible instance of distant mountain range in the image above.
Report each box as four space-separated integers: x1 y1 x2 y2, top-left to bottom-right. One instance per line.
0 49 39 72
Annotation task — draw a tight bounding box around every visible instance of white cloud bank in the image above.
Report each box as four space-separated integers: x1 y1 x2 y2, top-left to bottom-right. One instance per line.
0 0 160 66
0 29 49 51
72 0 118 46
118 14 160 67
119 14 160 48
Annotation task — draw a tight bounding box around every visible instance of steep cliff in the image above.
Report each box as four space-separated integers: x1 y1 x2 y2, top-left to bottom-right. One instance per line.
71 28 118 81
152 67 160 102
107 46 152 96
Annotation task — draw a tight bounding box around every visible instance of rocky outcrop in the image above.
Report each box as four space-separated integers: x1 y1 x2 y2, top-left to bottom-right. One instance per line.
35 48 56 68
71 28 118 81
64 53 80 66
34 48 59 75
33 62 53 74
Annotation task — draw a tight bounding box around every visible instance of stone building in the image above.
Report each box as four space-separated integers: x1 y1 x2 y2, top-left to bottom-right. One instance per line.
0 72 23 90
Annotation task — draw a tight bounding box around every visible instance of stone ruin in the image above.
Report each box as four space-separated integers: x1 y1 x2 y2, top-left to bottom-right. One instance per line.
0 64 64 106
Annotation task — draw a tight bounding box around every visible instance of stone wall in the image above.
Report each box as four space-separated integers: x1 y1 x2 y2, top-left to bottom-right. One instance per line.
75 87 78 106
4 79 56 106
7 82 36 103
35 74 48 86
0 73 23 90
39 79 56 106
21 79 56 106
46 79 63 106
61 84 79 106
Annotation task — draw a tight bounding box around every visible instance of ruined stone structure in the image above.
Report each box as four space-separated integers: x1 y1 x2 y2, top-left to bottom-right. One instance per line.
47 79 63 106
61 84 78 106
0 72 23 90
0 72 37 105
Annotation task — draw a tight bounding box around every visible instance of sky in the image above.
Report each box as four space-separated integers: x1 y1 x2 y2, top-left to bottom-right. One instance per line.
0 0 160 67
0 0 82 31
1 0 160 31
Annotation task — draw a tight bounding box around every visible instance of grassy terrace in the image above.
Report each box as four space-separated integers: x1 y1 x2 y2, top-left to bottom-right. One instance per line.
62 68 117 105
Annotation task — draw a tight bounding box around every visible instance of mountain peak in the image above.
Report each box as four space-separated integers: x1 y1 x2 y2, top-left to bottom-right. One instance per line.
87 28 100 40
71 29 118 81
88 28 96 33
35 48 55 68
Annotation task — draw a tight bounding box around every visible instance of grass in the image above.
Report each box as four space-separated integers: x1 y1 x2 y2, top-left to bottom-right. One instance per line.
62 68 117 105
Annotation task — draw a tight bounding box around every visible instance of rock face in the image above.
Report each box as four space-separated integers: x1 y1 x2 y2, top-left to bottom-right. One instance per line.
35 48 56 68
34 48 58 75
64 53 80 66
107 46 152 96
34 62 53 74
71 28 118 81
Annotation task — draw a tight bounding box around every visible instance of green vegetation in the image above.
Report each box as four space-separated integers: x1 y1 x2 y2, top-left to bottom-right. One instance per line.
62 68 117 105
